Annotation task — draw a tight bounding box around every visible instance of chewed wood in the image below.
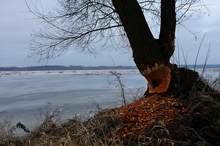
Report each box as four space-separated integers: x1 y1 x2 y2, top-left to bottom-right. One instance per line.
115 94 187 139
139 63 171 94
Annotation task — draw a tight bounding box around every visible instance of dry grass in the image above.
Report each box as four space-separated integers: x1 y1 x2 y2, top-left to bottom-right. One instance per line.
0 105 124 146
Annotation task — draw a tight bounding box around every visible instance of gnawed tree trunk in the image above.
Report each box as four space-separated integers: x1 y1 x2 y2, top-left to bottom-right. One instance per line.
112 0 176 95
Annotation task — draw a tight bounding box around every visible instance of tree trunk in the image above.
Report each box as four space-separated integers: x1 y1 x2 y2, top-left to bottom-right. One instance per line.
112 0 176 95
159 0 176 60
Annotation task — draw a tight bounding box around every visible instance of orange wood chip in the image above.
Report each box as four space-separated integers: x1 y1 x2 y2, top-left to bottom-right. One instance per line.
115 95 187 138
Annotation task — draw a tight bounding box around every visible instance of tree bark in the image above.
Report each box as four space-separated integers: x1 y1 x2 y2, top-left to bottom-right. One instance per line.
112 0 176 95
159 0 176 60
112 0 163 65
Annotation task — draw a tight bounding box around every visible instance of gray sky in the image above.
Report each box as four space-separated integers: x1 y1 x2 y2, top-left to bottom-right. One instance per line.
0 0 219 67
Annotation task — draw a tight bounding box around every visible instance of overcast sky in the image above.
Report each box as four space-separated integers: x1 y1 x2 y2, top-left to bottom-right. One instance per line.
0 0 219 67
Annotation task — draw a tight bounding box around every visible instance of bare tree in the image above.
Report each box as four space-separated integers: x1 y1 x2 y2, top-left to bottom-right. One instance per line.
27 0 208 96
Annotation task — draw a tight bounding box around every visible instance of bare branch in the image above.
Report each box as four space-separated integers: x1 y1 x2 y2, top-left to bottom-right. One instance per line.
26 0 209 62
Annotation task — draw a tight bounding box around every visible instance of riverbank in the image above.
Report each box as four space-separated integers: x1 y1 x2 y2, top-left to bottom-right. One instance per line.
1 89 220 145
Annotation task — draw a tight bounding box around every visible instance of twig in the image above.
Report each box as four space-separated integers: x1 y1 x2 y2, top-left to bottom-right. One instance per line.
109 71 126 106
16 122 31 133
194 33 206 71
202 44 211 77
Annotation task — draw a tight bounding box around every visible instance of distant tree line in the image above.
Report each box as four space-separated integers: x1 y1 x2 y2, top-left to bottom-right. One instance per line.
0 65 220 71
0 65 137 71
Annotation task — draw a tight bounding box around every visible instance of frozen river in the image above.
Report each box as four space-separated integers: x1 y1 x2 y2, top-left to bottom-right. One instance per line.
0 70 146 135
0 68 219 135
